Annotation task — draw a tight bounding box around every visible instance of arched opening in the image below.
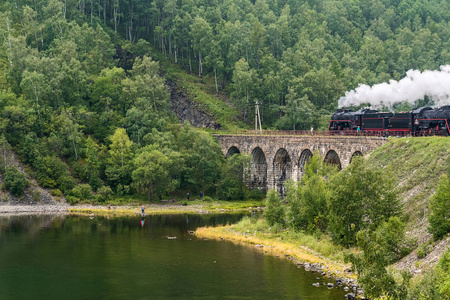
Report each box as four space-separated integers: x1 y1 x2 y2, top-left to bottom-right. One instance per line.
251 147 267 190
273 148 292 198
324 150 342 170
298 149 313 180
350 151 363 163
226 146 240 158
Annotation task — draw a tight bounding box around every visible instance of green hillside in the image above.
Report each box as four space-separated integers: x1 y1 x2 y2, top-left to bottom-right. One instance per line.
1 0 450 204
367 137 450 230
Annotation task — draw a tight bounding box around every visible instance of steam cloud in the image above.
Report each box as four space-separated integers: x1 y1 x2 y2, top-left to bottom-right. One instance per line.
338 65 450 109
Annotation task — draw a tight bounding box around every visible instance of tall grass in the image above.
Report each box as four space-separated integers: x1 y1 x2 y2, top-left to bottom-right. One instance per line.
226 216 347 261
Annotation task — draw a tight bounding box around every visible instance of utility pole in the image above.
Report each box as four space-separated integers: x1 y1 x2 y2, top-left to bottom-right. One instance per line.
255 101 262 134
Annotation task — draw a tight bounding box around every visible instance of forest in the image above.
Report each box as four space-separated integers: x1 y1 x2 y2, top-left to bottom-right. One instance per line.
1 0 450 202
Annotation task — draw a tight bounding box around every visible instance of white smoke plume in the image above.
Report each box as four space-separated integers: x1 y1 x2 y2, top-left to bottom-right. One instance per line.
338 65 450 109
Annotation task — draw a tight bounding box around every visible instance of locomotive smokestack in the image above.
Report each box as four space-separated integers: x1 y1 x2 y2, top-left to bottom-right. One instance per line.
338 65 450 109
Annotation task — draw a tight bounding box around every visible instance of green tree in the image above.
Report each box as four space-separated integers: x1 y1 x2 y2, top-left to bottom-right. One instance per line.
218 153 251 201
428 174 450 240
0 135 13 172
132 148 178 202
346 217 410 300
328 157 401 246
277 87 316 130
232 58 257 122
190 16 212 77
105 128 134 189
264 188 285 226
3 166 28 197
287 153 330 232
34 155 75 193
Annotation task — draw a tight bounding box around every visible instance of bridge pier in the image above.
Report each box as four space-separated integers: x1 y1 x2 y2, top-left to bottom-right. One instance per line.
215 134 387 192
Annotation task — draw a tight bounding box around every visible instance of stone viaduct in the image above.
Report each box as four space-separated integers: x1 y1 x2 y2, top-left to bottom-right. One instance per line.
214 134 387 194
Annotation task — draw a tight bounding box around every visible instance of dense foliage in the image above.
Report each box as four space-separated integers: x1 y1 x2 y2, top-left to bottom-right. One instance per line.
427 157 450 240
68 0 450 129
328 156 401 246
262 154 416 297
407 249 450 300
0 0 262 202
2 166 28 197
346 217 411 299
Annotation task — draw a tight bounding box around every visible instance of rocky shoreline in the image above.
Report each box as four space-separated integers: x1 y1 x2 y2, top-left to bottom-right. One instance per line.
0 204 69 215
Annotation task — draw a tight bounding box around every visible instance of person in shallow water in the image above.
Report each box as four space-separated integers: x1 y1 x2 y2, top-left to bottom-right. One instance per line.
141 205 145 214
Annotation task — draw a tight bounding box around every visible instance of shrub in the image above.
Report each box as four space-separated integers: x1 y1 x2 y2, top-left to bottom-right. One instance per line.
247 188 266 200
428 174 450 240
35 156 75 192
51 189 62 197
417 242 432 259
264 189 285 226
328 157 401 246
202 196 213 202
3 166 28 197
69 184 93 200
65 195 79 205
96 186 113 202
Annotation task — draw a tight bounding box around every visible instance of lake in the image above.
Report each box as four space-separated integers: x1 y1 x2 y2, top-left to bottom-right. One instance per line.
0 214 348 299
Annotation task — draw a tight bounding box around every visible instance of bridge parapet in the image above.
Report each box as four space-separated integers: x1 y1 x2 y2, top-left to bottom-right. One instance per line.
214 134 387 193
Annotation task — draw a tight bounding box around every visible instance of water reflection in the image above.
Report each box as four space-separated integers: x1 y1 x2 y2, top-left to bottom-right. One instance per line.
0 213 347 300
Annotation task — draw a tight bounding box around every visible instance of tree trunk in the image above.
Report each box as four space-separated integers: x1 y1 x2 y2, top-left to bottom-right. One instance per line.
148 186 153 202
214 68 218 93
72 139 78 160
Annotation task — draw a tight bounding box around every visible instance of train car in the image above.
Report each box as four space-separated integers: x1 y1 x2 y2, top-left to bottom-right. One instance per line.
388 112 412 133
362 112 392 131
413 106 450 135
330 106 450 136
329 109 377 131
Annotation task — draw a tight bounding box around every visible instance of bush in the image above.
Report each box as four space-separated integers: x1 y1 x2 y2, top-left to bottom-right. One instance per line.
35 156 75 192
69 184 93 200
96 186 113 202
202 196 213 201
247 188 266 200
417 242 433 259
3 166 28 197
428 174 450 240
346 217 410 299
328 157 401 246
264 189 285 226
407 249 450 300
51 189 62 197
65 195 79 205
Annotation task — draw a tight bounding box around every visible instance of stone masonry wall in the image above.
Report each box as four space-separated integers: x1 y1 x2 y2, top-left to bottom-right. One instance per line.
214 134 387 190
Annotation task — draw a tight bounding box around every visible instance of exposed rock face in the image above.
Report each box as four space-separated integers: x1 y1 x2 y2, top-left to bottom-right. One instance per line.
0 148 63 207
168 81 219 129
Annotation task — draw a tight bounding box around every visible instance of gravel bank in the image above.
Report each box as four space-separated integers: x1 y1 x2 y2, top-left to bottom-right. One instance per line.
0 204 68 215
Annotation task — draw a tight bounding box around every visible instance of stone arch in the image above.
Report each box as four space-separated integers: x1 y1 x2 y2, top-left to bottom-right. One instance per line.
251 147 267 190
298 149 313 180
324 149 342 170
226 146 240 158
350 151 363 163
273 148 292 197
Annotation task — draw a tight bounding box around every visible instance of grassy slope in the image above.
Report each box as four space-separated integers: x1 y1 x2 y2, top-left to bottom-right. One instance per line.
367 137 450 235
146 47 240 129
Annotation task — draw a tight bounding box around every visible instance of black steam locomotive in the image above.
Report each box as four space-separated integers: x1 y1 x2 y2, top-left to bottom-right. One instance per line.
329 106 450 136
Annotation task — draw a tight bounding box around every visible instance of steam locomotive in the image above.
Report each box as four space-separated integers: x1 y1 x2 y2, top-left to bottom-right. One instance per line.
329 106 450 136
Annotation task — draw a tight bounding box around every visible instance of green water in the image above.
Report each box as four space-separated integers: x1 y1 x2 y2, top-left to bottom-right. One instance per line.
0 214 347 299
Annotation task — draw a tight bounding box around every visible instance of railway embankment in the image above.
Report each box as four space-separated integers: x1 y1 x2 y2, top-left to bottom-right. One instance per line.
367 136 450 273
